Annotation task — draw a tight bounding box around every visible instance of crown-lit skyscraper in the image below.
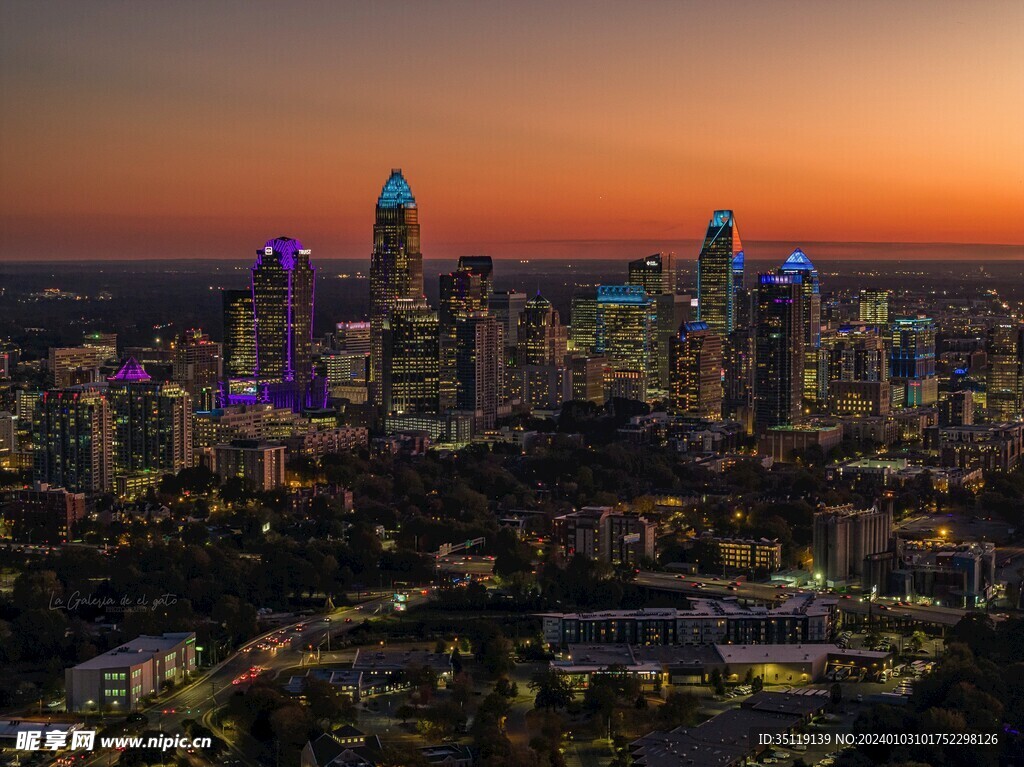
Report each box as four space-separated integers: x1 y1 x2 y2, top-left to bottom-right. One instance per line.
890 316 937 407
250 236 315 411
754 274 804 432
596 285 652 400
697 210 743 336
517 293 567 367
370 169 423 405
778 248 822 403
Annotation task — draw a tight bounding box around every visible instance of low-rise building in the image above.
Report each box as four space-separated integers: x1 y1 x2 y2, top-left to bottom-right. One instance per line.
934 422 1024 472
705 536 782 572
65 632 196 712
758 424 843 463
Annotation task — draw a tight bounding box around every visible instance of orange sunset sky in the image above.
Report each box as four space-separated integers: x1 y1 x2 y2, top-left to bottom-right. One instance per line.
1 1 1022 261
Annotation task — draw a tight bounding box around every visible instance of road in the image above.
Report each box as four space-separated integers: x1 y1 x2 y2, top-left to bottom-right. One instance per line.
633 571 967 628
56 595 401 767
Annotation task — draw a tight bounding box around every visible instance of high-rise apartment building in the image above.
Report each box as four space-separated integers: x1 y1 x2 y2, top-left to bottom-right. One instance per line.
454 313 502 431
370 170 423 404
754 274 804 432
668 321 723 419
381 299 440 415
222 289 256 379
697 210 742 335
890 316 937 407
251 236 315 411
107 359 193 480
778 249 822 403
33 388 113 493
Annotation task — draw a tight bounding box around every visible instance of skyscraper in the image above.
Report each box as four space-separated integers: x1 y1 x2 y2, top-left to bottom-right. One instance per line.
778 248 822 403
595 285 652 400
890 316 937 407
172 329 222 411
370 169 423 404
628 252 675 296
517 293 567 367
455 313 502 431
252 236 315 411
381 299 440 415
570 292 599 354
668 321 723 419
222 289 256 379
697 210 743 335
754 274 804 432
986 319 1023 421
858 289 890 328
439 261 490 411
33 388 113 494
490 290 527 351
107 358 193 480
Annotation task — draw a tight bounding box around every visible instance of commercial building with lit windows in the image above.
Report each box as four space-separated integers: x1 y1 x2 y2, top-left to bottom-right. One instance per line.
697 210 742 336
778 249 822 403
890 316 938 407
66 632 196 712
595 285 652 398
381 299 440 415
753 274 804 432
540 594 838 648
668 321 723 419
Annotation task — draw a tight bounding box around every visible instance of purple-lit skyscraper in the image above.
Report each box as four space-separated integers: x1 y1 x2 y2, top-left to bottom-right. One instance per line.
251 236 316 411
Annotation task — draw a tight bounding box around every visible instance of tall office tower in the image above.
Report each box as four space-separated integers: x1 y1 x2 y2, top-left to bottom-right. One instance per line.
890 316 938 407
668 321 723 419
370 169 423 404
517 293 567 367
754 274 804 432
251 236 315 411
778 249 822 403
859 289 890 327
595 286 652 400
628 252 677 392
723 329 755 429
697 210 743 335
812 503 893 585
381 299 440 415
732 250 745 313
222 289 256 378
172 329 222 411
987 320 1023 421
107 359 193 479
628 252 675 296
490 290 527 351
454 313 502 431
83 332 118 362
569 292 598 354
33 388 113 493
825 324 888 383
48 347 105 388
439 263 490 410
570 355 609 405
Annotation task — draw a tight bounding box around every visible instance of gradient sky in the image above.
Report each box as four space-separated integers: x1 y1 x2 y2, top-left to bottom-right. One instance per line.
1 0 1022 262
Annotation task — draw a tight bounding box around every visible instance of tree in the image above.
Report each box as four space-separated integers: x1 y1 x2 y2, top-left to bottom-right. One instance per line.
751 676 763 693
529 669 574 711
830 682 842 706
908 630 928 654
657 691 699 728
495 677 519 699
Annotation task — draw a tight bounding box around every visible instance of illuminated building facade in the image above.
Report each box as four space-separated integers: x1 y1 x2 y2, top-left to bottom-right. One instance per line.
33 388 113 493
858 289 890 328
595 285 652 399
709 537 783 572
490 290 527 351
778 249 822 403
986 320 1023 421
249 236 316 412
381 299 440 415
439 260 490 410
172 329 222 411
222 289 256 378
517 293 566 367
890 317 937 407
628 252 675 296
370 169 423 404
697 210 742 335
754 274 804 432
570 292 598 354
454 313 503 430
668 321 723 419
107 358 193 480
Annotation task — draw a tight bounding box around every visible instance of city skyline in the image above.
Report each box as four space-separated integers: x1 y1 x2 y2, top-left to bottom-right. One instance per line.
2 1 1023 262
